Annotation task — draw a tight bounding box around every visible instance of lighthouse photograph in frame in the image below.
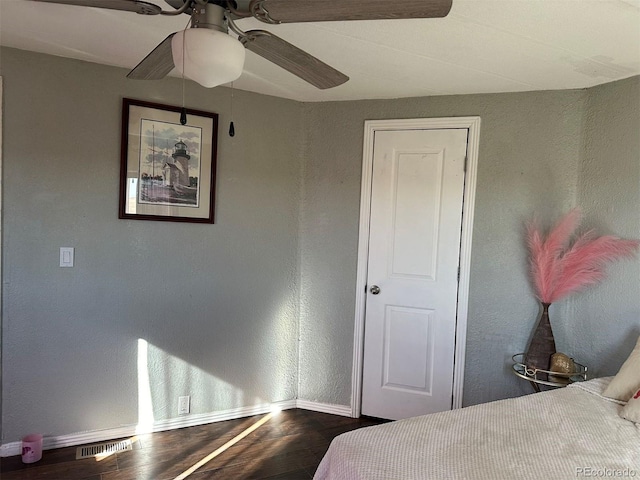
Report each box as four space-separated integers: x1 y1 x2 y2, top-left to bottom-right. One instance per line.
119 98 218 224
138 119 202 208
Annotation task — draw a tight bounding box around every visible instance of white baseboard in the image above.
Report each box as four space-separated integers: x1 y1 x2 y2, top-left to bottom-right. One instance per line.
0 399 297 458
295 400 353 417
0 398 353 457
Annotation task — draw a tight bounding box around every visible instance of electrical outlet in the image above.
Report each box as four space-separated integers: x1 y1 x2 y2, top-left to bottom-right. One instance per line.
178 396 190 415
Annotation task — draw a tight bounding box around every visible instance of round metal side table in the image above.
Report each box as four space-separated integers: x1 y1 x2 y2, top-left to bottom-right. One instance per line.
512 353 587 393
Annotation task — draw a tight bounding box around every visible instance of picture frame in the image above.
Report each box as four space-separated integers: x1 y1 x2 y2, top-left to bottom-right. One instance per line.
119 98 218 223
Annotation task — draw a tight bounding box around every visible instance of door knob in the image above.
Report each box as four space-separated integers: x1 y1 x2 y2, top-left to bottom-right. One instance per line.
369 285 381 295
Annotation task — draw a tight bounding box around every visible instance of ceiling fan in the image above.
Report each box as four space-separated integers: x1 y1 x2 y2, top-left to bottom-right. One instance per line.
31 0 453 89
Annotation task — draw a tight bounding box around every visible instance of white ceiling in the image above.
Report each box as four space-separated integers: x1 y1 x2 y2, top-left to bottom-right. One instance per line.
1 0 639 102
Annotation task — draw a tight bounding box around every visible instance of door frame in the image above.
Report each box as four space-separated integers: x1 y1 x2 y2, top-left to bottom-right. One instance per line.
351 116 481 417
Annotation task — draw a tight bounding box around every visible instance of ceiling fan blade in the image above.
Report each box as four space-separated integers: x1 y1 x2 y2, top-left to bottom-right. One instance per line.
33 0 162 15
241 30 348 89
250 0 452 23
164 0 193 14
127 33 176 80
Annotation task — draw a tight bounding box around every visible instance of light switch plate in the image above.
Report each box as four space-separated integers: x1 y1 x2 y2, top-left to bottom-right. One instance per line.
60 247 74 267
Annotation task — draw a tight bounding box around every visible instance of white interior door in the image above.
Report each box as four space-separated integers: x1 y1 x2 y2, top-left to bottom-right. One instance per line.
361 128 468 420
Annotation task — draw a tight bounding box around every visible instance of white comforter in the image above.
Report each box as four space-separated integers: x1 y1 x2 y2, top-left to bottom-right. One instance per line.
314 378 640 480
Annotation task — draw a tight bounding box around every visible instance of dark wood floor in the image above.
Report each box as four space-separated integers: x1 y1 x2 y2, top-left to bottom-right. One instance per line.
0 409 386 480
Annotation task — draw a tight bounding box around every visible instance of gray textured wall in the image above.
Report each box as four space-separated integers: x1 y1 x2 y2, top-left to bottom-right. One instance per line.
569 76 640 373
1 48 302 443
2 46 638 444
298 89 602 407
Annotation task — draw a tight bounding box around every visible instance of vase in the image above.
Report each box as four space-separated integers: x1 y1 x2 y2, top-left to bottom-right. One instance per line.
524 302 556 381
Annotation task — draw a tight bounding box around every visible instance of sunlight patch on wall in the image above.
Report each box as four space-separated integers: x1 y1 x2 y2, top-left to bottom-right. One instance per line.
137 339 155 432
138 338 268 425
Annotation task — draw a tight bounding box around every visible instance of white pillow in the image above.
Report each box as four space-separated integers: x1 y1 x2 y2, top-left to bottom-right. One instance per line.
620 388 640 423
603 335 640 401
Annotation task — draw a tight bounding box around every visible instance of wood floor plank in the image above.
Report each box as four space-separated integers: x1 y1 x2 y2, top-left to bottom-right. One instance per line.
0 455 115 480
0 409 384 480
187 449 318 479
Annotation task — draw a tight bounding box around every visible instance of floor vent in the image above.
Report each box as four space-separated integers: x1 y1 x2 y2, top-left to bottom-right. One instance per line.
76 439 132 459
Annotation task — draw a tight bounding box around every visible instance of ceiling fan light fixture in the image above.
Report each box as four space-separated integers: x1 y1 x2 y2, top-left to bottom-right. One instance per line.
171 28 246 88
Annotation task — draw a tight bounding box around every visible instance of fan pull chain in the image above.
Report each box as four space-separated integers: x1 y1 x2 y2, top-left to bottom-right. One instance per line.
180 54 188 124
180 17 190 125
229 82 235 137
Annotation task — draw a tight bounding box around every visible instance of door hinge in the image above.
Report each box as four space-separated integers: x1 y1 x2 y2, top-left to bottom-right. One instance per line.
457 267 461 282
463 155 468 172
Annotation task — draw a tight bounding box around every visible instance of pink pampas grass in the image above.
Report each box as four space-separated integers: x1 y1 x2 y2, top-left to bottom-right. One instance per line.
526 208 639 304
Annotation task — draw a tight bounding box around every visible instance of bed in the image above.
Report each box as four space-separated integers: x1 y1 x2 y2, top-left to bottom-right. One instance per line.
314 377 640 479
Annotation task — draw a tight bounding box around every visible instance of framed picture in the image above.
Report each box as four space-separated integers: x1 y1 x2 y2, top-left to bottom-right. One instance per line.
119 98 218 223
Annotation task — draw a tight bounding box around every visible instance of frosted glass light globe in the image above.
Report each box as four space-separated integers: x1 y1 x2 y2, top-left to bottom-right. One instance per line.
172 29 245 88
